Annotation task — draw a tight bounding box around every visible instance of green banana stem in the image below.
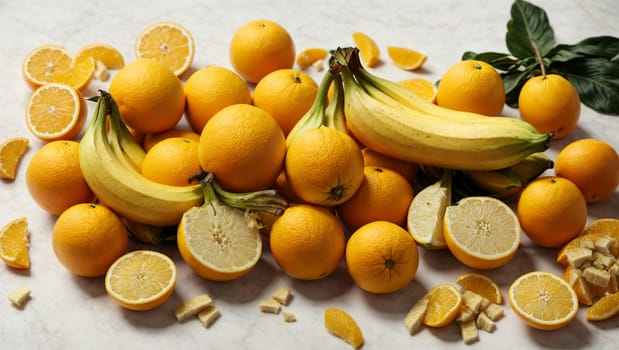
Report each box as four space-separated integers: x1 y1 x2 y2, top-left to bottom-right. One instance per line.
324 74 347 133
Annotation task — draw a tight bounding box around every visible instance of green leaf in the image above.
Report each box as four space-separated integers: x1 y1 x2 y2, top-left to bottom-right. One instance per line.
550 36 619 62
506 0 555 58
462 51 519 71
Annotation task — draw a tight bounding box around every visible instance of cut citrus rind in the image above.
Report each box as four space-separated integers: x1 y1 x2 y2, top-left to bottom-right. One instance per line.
407 172 450 249
387 46 428 71
586 291 619 321
352 31 380 67
324 307 364 349
557 218 619 265
399 78 437 103
0 137 30 180
76 43 125 69
296 48 328 69
423 283 463 327
135 21 195 76
455 272 503 304
0 217 30 269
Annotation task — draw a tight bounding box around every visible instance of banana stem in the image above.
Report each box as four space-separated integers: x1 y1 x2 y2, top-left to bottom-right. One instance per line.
324 75 347 133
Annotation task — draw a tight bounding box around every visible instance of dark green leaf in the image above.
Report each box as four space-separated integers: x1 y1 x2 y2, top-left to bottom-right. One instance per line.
547 46 586 62
502 66 537 95
462 51 519 71
506 0 555 58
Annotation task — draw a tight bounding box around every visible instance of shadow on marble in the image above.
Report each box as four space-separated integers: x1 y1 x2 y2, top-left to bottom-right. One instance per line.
290 264 356 301
527 317 592 349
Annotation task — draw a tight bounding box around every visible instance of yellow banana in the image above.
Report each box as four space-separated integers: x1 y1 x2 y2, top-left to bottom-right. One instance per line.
80 92 203 227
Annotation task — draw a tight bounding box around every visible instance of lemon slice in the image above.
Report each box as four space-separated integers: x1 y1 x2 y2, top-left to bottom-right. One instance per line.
407 171 450 249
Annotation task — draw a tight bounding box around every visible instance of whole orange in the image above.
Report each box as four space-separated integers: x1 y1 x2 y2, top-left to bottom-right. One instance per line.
361 147 418 183
109 58 185 134
269 204 345 280
142 128 200 152
517 176 587 248
273 170 307 205
198 104 286 192
337 166 415 231
229 19 295 83
52 203 128 277
25 140 94 215
436 60 505 116
252 69 318 135
141 137 202 186
518 74 580 140
555 138 619 203
345 221 419 294
183 66 252 133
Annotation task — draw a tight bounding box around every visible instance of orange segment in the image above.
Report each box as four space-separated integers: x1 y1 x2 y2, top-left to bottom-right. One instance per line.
352 31 380 67
22 45 72 88
324 308 364 349
423 283 463 327
399 78 437 103
75 43 125 69
0 217 30 269
455 272 503 304
508 271 578 330
296 48 329 69
0 137 30 180
586 291 619 321
135 21 195 76
387 46 428 70
54 55 95 91
25 83 87 142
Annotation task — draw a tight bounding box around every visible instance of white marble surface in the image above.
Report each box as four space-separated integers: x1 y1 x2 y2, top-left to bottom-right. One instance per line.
1 0 618 349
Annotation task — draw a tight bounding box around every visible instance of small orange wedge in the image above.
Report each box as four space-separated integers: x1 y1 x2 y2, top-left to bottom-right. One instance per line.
455 272 503 304
296 48 329 69
387 46 428 71
0 137 29 180
0 217 30 269
399 78 437 103
352 31 380 67
135 21 195 76
54 55 95 91
324 307 364 349
423 283 463 327
586 291 619 321
75 43 125 69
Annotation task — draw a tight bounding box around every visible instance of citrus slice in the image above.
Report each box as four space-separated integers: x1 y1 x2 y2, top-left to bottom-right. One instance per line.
423 283 463 327
324 307 364 349
387 46 428 70
0 137 29 180
25 83 87 142
399 78 437 103
586 291 619 321
455 272 503 304
557 218 619 266
22 45 72 88
105 250 177 311
352 31 380 67
54 55 95 90
443 196 520 269
0 217 30 269
508 271 578 330
296 48 328 69
75 43 125 69
135 21 195 76
563 265 595 306
407 171 450 249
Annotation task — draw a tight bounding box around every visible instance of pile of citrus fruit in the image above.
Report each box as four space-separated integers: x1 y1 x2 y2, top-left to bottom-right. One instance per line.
1 16 618 348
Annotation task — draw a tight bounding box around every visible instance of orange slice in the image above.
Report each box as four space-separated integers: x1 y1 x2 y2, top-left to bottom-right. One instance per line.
324 308 364 349
563 265 595 306
586 291 619 321
25 83 87 142
22 45 72 88
455 272 503 304
296 48 329 69
508 271 578 330
0 137 29 180
352 31 380 67
557 218 619 265
399 78 437 103
423 283 463 327
75 43 125 69
135 21 195 76
54 55 95 91
0 217 30 269
387 46 428 70
105 250 177 311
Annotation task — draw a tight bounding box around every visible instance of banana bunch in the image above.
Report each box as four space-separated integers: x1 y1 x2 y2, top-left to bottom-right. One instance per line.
79 91 204 227
334 48 552 171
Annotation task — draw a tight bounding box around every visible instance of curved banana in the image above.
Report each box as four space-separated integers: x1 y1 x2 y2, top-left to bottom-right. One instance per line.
80 92 203 226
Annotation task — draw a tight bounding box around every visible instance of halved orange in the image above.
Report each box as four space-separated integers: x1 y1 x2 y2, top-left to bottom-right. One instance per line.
135 21 195 76
399 78 437 103
455 272 503 304
557 218 619 265
387 46 428 71
75 43 125 69
296 48 328 69
25 83 87 141
352 31 380 67
586 291 619 321
324 307 364 349
0 217 30 269
423 283 463 327
0 137 29 180
22 45 72 88
54 55 95 91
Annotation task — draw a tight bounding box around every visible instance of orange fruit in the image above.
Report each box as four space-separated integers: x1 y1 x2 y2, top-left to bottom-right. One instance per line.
135 21 195 77
198 104 286 192
75 43 125 69
25 140 94 215
0 217 30 269
455 272 503 304
423 283 463 327
352 31 380 67
324 308 364 349
285 127 364 206
105 250 177 311
0 137 30 180
387 46 428 71
269 204 345 280
517 176 587 248
345 221 419 294
183 66 251 133
586 291 619 321
398 78 437 103
109 58 185 134
142 128 201 152
563 265 595 306
555 138 619 203
518 74 580 140
508 271 578 330
557 218 619 266
229 19 295 83
443 196 520 269
273 170 307 204
25 83 87 142
52 203 128 277
337 166 414 231
436 60 505 116
361 147 418 182
252 68 319 136
296 47 328 69
22 45 72 88
141 137 202 186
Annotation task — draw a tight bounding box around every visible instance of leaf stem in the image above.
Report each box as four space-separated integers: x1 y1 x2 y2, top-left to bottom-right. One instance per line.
530 38 546 78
